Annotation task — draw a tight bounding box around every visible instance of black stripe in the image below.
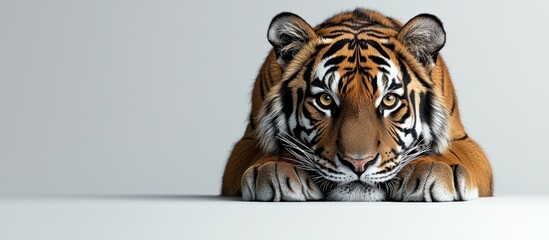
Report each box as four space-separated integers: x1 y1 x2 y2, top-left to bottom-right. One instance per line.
422 162 435 199
419 92 434 126
248 114 256 130
280 81 294 118
268 182 276 201
358 76 370 99
399 58 412 85
341 79 350 94
440 64 445 97
326 66 339 74
259 78 266 100
293 166 307 197
387 80 403 91
377 67 389 74
360 29 387 36
247 166 259 199
452 134 469 142
410 69 431 89
306 178 314 190
285 177 293 192
292 166 301 177
370 74 378 94
406 90 416 121
389 104 405 118
386 17 401 28
397 53 431 89
449 95 457 116
449 149 463 163
253 165 259 177
365 40 390 59
252 166 258 188
452 165 463 201
315 160 343 175
369 55 389 66
366 33 390 39
322 39 349 60
324 56 346 67
274 163 281 201
382 43 395 51
302 59 316 83
311 77 328 89
411 178 422 194
429 183 438 202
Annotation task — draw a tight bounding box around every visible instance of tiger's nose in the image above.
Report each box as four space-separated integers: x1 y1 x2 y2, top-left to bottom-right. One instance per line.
340 155 376 174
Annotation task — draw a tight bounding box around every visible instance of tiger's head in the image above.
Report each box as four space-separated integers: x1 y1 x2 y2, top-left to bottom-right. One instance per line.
256 9 450 201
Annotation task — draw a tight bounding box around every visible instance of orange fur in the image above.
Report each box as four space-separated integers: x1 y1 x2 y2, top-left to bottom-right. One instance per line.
221 9 492 199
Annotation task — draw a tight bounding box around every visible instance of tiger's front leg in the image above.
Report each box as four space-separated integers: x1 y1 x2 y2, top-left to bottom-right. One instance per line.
241 156 324 201
390 158 479 202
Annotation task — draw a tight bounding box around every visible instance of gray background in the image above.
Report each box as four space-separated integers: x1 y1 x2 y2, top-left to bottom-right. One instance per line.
0 0 547 196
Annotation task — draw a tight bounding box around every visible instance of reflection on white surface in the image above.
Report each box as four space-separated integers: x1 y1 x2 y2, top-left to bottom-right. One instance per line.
1 196 548 240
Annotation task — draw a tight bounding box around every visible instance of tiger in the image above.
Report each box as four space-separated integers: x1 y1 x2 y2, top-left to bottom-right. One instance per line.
221 8 493 201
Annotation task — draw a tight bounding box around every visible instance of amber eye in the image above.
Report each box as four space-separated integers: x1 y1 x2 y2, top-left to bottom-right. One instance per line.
382 93 398 108
317 93 333 108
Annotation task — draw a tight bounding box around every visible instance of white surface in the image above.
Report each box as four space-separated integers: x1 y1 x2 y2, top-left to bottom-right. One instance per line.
1 195 548 240
1 0 549 196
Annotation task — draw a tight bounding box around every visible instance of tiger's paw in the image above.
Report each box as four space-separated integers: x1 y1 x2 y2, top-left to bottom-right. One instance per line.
391 161 479 202
241 161 324 201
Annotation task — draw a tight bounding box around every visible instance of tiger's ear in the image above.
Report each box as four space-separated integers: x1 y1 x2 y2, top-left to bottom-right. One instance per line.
267 12 317 68
397 14 446 71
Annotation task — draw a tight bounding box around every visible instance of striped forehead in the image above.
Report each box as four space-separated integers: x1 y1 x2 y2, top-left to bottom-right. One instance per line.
311 37 404 100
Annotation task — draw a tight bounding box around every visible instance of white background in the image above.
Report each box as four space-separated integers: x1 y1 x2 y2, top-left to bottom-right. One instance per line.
1 0 548 196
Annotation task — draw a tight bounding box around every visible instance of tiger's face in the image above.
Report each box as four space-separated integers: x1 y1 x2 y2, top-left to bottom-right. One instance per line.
257 11 450 201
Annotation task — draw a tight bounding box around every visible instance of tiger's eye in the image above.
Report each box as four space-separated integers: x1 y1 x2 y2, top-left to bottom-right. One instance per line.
318 93 333 108
382 94 398 107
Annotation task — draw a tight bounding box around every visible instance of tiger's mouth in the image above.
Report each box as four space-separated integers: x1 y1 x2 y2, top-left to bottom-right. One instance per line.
325 181 387 201
278 131 429 196
283 149 406 201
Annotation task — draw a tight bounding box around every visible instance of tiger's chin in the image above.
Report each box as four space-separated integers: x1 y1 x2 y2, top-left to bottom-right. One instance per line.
325 182 387 202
